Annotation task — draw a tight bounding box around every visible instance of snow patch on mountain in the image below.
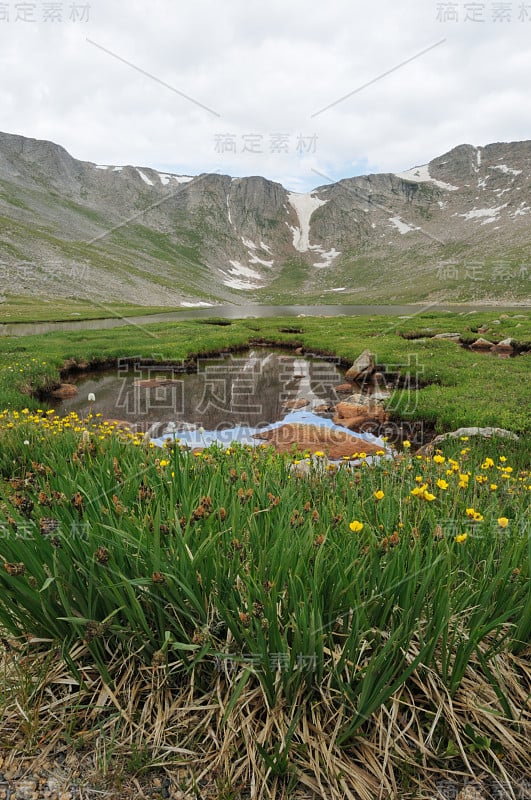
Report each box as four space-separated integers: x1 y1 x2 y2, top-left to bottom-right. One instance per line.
222 261 265 290
512 203 531 217
249 253 274 268
137 169 154 186
312 247 341 268
145 171 194 186
395 164 459 191
389 216 418 235
288 192 327 251
459 204 507 224
492 164 522 177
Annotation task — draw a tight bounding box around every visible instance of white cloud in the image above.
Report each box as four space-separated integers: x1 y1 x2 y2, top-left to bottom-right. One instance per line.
1 0 530 191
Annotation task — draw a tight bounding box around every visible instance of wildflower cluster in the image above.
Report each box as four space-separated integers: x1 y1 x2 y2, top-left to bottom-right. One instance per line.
0 409 528 731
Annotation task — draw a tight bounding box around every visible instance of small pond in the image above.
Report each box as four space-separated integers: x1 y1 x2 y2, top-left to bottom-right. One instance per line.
56 349 353 436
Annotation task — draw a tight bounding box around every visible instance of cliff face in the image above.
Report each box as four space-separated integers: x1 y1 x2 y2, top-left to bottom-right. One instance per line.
1 131 530 306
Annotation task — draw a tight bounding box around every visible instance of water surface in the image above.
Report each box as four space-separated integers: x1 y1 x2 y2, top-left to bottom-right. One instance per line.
2 303 524 337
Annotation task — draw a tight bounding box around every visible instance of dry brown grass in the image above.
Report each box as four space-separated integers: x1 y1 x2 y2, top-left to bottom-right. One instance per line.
1 635 529 800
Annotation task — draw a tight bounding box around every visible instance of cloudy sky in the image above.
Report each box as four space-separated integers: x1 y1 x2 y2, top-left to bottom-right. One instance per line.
1 0 530 191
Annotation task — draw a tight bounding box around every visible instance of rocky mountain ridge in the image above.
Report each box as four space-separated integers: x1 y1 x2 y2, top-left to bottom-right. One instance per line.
0 131 530 306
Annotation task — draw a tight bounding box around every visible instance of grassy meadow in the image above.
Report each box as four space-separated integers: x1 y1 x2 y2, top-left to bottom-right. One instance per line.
0 309 529 798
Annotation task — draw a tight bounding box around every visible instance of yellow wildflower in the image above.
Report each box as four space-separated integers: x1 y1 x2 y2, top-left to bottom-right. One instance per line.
349 520 364 533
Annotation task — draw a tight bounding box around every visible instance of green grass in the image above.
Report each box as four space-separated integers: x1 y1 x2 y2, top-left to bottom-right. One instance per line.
0 412 528 796
0 296 184 323
0 311 529 436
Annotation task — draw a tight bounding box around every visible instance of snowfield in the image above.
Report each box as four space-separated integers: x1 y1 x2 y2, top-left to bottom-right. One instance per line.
395 164 459 192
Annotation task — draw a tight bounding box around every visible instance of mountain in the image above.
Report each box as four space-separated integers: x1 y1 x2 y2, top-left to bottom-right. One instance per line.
0 131 530 306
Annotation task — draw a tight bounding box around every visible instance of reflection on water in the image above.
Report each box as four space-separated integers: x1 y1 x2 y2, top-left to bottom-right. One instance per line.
57 350 345 434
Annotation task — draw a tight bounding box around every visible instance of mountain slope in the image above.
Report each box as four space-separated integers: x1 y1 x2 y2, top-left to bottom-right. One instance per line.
0 131 530 306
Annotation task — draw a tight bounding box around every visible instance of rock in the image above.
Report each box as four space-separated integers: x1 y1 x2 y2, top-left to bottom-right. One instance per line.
417 426 519 455
491 337 515 353
50 383 78 399
432 332 462 341
253 423 384 459
477 325 490 334
294 347 304 355
492 319 501 324
335 401 388 419
369 390 391 402
333 402 388 431
313 403 331 413
499 314 509 319
282 398 309 410
345 350 374 381
336 414 379 431
470 337 494 351
335 383 354 393
342 392 384 407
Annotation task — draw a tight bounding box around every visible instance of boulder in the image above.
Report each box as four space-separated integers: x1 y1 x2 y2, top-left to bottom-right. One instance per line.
51 383 78 399
333 401 388 430
432 333 462 341
282 398 309 410
470 337 494 351
312 403 332 413
491 338 515 354
368 390 390 402
345 350 374 381
417 426 519 455
342 392 384 407
253 423 383 459
334 383 354 393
